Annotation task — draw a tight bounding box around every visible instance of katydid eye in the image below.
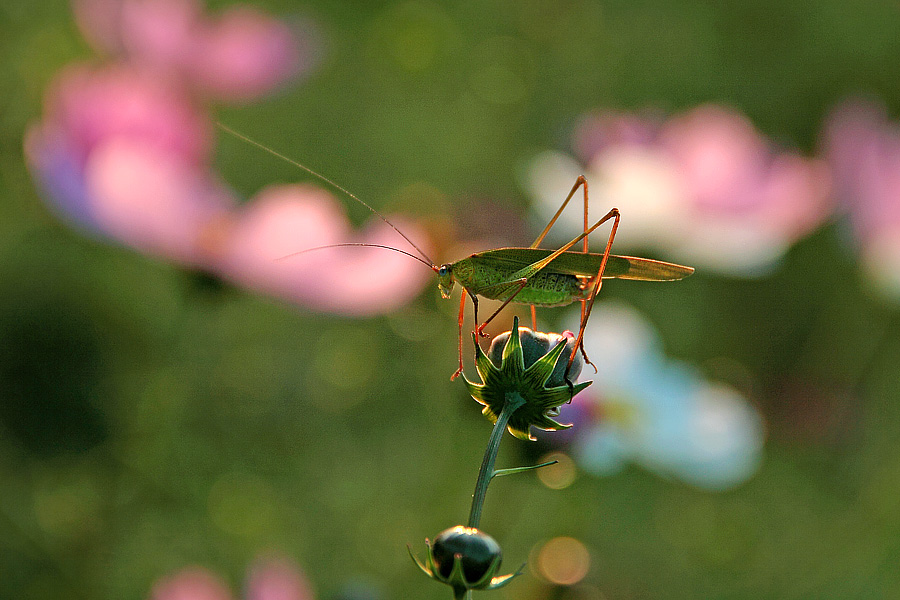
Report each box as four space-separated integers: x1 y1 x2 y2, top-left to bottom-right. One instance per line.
439 265 450 276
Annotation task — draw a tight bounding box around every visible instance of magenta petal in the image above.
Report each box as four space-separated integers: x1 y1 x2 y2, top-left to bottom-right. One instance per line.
72 0 305 101
246 557 315 600
660 105 767 212
149 567 234 600
85 139 237 267
573 111 661 163
74 0 204 71
72 0 127 54
219 185 432 316
190 7 303 101
47 64 212 166
823 99 900 241
755 155 832 238
118 0 203 70
821 99 888 204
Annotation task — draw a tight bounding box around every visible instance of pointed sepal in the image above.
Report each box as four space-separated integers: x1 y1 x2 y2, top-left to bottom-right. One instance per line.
461 318 593 441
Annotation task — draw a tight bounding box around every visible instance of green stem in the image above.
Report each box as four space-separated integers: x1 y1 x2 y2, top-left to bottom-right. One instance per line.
467 393 524 529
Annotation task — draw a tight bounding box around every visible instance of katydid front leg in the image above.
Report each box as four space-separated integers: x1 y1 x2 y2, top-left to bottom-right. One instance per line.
451 289 480 380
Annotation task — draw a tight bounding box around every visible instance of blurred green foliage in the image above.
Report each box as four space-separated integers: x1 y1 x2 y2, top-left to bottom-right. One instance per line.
2 0 900 599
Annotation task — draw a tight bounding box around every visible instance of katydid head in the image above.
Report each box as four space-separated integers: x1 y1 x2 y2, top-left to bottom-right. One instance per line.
437 263 455 298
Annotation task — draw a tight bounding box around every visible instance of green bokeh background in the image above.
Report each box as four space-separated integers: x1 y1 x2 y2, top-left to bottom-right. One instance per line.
3 0 900 598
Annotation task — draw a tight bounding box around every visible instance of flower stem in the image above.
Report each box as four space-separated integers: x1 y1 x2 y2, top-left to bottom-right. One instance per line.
467 393 525 529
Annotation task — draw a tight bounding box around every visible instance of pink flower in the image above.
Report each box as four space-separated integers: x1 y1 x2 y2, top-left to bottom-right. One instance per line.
83 138 237 267
189 6 306 101
73 0 307 101
214 184 434 316
25 65 229 259
40 63 212 168
151 568 233 600
527 105 833 275
822 99 900 297
25 65 233 266
150 558 314 600
26 66 432 314
25 2 432 316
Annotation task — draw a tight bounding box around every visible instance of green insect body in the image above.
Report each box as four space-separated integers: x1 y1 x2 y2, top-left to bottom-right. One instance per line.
450 255 582 307
439 248 694 308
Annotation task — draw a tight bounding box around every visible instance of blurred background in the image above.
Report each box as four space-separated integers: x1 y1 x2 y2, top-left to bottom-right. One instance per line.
4 0 900 598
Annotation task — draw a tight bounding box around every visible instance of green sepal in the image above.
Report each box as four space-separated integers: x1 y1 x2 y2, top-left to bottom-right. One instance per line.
500 316 525 378
407 544 431 576
485 563 526 590
410 529 520 596
492 460 558 479
523 336 569 388
473 332 497 383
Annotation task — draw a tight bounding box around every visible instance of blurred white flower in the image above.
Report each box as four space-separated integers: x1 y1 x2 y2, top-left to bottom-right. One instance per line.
526 105 833 276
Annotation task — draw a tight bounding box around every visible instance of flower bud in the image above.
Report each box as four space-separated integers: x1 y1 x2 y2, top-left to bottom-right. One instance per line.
409 525 522 598
431 526 502 584
464 317 592 440
487 326 584 387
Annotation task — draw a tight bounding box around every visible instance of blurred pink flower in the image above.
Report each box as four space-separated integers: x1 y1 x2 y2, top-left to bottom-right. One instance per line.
151 557 314 600
246 558 315 600
822 99 900 297
39 63 212 168
151 568 233 600
84 139 236 267
215 184 434 316
73 0 307 101
25 3 432 316
25 64 233 266
527 105 833 275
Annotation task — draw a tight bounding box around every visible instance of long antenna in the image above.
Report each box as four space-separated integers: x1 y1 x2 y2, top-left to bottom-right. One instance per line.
217 122 435 266
277 243 437 270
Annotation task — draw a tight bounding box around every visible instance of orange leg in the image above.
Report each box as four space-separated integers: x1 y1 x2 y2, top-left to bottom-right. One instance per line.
531 174 591 349
473 278 529 337
451 289 480 380
535 175 619 381
565 207 620 380
451 293 467 380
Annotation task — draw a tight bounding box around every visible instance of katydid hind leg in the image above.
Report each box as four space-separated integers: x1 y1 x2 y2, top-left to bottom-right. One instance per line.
533 175 600 393
530 175 589 250
528 175 589 334
474 203 620 353
565 207 621 387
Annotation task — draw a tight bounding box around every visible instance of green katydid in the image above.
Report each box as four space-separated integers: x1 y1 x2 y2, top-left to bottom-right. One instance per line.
219 124 694 382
